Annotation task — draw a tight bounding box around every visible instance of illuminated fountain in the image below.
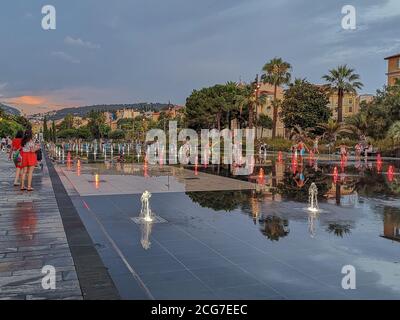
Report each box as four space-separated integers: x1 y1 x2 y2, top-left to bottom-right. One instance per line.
308 183 319 213
140 191 155 222
140 222 152 250
132 191 167 234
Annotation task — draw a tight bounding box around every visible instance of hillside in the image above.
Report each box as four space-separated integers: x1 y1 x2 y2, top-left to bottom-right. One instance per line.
0 103 21 116
36 103 171 120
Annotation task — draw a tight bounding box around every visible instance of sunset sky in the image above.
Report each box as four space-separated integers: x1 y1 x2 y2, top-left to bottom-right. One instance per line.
0 0 399 115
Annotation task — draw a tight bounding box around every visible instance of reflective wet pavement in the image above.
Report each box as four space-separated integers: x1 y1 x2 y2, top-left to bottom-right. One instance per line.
0 152 82 300
57 155 400 299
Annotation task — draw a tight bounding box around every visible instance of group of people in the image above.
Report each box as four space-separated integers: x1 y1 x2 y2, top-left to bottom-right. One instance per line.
3 129 42 191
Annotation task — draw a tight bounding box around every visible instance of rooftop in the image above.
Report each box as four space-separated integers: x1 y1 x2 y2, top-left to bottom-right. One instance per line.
384 53 400 60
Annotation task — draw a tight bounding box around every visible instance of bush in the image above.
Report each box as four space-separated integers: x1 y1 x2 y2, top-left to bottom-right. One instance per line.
109 129 125 140
0 120 24 137
57 129 78 139
259 138 293 151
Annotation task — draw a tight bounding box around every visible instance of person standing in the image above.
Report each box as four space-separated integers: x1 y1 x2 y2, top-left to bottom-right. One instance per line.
312 137 320 155
10 131 24 186
20 130 40 191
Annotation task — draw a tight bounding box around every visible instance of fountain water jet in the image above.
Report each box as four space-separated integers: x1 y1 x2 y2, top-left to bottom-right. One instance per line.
140 191 154 222
308 183 319 213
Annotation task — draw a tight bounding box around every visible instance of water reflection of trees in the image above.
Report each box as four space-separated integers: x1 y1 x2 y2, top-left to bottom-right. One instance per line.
353 168 396 197
259 216 290 241
186 190 249 212
325 223 352 238
276 168 330 202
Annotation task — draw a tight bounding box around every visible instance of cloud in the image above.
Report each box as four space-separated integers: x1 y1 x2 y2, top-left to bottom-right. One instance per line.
362 0 400 23
51 51 80 64
64 36 100 49
0 82 7 90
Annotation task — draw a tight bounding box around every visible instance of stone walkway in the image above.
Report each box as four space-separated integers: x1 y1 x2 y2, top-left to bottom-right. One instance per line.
0 151 82 300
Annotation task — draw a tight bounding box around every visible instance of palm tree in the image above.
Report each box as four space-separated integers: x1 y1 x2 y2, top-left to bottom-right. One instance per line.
345 112 368 139
318 119 353 145
261 58 292 138
235 83 266 131
257 114 273 138
322 65 363 123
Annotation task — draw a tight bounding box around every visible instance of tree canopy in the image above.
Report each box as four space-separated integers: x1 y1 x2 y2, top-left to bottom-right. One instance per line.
280 79 331 132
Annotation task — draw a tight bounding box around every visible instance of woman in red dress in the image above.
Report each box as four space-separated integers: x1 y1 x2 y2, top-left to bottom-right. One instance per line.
9 130 24 186
20 130 40 191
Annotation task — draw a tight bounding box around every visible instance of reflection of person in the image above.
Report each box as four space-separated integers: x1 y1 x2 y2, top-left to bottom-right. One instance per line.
293 164 307 188
312 137 320 154
355 143 362 159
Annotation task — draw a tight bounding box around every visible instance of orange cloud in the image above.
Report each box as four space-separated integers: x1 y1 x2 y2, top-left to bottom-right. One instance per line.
6 96 47 106
3 95 74 115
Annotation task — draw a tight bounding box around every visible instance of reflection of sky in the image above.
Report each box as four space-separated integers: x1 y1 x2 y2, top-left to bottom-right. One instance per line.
254 196 400 293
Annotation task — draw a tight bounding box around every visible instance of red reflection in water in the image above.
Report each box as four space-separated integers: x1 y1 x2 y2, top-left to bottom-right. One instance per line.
15 207 37 240
257 168 265 185
194 160 198 176
333 166 339 184
291 156 297 174
377 154 383 173
340 157 347 173
278 151 283 163
388 165 394 182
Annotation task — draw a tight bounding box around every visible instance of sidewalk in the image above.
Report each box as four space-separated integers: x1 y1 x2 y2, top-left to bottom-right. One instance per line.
0 151 82 300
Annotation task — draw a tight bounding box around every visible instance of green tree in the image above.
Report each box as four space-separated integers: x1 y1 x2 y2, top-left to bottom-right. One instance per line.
76 126 91 140
261 57 292 138
345 112 368 139
388 121 400 145
317 119 353 144
57 129 78 139
43 116 49 141
280 79 331 132
0 119 24 137
257 114 273 138
322 65 363 123
186 83 243 131
87 110 106 139
59 114 74 130
51 120 57 142
109 129 125 140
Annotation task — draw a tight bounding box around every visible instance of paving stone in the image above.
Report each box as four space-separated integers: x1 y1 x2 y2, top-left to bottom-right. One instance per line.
0 152 82 300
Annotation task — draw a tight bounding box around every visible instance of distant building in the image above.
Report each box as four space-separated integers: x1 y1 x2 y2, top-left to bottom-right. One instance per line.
256 82 285 138
328 92 359 119
385 53 400 86
152 112 160 122
381 210 400 243
358 94 374 106
116 108 141 119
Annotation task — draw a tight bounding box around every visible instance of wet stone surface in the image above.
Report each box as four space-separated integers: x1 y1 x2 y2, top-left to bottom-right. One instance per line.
0 152 82 300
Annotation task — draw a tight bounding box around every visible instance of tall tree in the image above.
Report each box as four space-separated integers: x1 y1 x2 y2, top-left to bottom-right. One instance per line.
51 120 56 142
322 65 363 123
280 79 331 132
43 116 49 141
261 57 292 138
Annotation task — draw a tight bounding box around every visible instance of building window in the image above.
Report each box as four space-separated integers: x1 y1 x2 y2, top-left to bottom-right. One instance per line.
398 58 400 69
349 98 353 104
396 227 400 237
348 107 353 113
